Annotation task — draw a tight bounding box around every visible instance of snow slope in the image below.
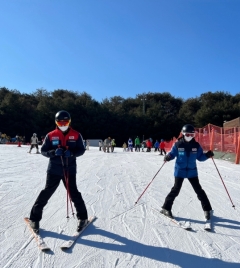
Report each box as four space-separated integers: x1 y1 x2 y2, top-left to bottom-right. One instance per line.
1 145 240 268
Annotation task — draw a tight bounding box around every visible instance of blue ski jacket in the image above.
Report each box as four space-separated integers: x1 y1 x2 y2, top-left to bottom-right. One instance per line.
167 137 208 178
41 127 85 176
154 141 160 148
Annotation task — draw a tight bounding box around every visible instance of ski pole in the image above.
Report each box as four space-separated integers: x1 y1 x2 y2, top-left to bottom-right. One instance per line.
65 149 75 217
59 154 70 219
58 146 75 218
135 161 166 205
211 157 235 209
110 202 145 220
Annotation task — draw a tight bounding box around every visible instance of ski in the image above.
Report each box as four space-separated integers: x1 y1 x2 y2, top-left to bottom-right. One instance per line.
60 216 96 249
24 217 50 251
204 211 213 231
151 207 192 230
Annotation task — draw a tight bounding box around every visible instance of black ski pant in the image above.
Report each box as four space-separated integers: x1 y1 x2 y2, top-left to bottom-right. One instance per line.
162 177 212 211
30 173 88 222
160 149 166 155
135 145 140 152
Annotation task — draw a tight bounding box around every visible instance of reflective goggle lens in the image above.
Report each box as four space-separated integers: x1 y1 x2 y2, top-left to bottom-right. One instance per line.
56 120 71 127
184 133 195 137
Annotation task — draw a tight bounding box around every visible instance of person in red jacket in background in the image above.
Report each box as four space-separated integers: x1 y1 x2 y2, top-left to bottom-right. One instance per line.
146 139 152 152
159 139 166 155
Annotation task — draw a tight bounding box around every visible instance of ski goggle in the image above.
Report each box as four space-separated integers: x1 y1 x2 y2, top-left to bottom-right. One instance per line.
184 133 195 137
55 119 71 127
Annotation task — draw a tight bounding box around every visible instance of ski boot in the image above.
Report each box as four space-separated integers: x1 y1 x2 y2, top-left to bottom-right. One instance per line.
160 208 174 219
77 219 88 232
29 220 39 234
204 211 211 220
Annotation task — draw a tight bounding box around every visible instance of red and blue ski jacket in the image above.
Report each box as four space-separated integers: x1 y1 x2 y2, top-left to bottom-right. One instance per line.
167 137 208 178
41 127 85 176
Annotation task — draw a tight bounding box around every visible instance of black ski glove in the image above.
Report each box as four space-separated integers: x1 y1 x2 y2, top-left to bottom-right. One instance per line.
164 154 171 162
47 150 55 158
205 150 214 158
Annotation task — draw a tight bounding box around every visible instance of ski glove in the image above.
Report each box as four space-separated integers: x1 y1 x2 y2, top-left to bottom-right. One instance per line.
205 150 214 158
48 150 55 158
164 154 171 162
64 149 73 158
55 148 64 156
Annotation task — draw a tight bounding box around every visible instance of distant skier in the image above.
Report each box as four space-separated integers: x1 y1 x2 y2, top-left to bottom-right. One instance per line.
104 137 111 153
141 142 145 152
86 140 90 150
99 140 102 151
159 139 166 155
122 142 127 151
154 140 160 152
28 110 88 234
134 136 140 152
28 133 40 154
128 138 133 152
160 124 214 221
146 139 152 152
16 135 21 147
111 138 116 152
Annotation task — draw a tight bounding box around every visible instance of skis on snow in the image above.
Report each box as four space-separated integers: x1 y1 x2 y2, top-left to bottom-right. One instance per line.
152 208 213 232
24 216 96 251
151 207 192 230
24 217 50 251
60 216 96 250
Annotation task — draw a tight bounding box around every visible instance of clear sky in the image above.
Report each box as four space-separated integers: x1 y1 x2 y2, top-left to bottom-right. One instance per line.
1 0 239 102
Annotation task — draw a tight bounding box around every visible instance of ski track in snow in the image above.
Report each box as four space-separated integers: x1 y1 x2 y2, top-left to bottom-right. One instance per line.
0 145 240 267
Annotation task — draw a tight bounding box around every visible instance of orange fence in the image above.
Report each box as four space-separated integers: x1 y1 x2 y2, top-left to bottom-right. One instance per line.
164 138 177 152
195 124 240 164
164 124 240 164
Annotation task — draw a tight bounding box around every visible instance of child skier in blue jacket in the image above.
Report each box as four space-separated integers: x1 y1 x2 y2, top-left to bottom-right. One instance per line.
161 124 214 220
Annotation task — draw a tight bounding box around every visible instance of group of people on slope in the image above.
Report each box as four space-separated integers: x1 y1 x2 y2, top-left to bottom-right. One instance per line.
99 137 116 153
27 110 215 235
122 137 166 155
145 139 166 155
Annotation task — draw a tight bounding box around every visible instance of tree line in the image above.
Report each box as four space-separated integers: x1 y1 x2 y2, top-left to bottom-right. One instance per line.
0 87 239 145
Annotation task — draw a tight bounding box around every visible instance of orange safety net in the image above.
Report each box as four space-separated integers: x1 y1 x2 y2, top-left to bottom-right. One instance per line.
167 124 240 164
195 124 240 154
196 124 240 164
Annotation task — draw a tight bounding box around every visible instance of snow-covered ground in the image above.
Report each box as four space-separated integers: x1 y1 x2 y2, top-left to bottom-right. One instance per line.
1 144 240 268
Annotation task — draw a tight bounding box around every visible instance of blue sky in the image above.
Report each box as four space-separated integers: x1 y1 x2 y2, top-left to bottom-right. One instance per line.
1 0 239 102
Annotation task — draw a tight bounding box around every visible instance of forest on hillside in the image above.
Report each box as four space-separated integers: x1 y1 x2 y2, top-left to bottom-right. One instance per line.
0 87 240 145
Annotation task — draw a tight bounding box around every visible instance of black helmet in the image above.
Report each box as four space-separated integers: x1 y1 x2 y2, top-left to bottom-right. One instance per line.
55 110 71 121
181 124 195 133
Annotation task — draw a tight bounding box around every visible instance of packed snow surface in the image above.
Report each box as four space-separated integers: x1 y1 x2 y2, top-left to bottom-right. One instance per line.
1 145 240 268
